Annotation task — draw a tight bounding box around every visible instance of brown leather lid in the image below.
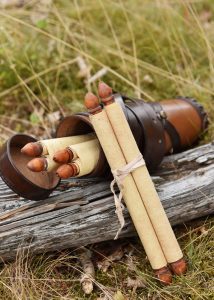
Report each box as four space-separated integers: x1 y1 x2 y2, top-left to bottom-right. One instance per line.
0 134 60 200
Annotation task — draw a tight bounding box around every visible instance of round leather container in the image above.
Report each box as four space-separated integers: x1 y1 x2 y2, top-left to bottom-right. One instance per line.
0 134 60 200
56 96 208 172
0 96 208 200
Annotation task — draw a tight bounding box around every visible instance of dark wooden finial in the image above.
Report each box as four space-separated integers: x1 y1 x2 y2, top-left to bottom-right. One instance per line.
84 92 101 114
155 266 172 285
21 142 43 157
98 82 114 105
53 148 74 164
56 163 78 179
27 157 47 172
170 258 187 275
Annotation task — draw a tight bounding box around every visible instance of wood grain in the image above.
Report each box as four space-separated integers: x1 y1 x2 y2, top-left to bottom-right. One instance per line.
0 143 213 261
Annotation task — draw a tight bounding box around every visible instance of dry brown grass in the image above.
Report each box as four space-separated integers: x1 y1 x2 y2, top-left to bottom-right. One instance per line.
0 0 213 298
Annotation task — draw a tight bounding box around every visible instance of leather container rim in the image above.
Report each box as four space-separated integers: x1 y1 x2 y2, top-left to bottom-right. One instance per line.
56 114 109 177
0 134 61 200
55 114 93 138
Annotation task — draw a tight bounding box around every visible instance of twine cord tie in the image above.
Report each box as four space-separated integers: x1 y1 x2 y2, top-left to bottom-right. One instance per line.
110 154 145 239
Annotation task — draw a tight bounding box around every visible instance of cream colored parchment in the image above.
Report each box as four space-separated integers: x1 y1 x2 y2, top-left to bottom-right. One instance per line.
69 139 101 177
90 109 167 270
105 102 183 264
40 133 95 172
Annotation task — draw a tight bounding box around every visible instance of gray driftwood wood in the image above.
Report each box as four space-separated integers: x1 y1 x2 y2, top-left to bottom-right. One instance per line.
0 143 213 261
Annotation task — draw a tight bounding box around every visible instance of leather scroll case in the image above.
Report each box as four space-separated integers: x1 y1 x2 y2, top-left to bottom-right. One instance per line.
0 95 208 200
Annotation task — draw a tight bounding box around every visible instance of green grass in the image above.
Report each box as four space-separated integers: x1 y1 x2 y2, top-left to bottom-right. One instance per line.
0 0 214 140
0 0 213 298
0 218 213 299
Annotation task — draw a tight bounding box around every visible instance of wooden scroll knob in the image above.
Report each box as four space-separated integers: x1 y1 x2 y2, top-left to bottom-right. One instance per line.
84 92 101 114
170 258 187 275
53 149 74 164
56 163 79 179
21 142 43 157
98 82 114 105
155 267 172 285
27 158 47 172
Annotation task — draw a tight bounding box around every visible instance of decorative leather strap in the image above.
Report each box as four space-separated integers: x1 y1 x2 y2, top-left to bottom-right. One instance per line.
151 102 181 153
120 95 166 171
163 120 181 152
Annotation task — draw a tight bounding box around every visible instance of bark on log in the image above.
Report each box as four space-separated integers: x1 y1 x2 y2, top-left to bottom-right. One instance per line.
0 143 213 261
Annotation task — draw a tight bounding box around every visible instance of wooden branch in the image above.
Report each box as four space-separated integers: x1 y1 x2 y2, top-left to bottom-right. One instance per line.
0 143 213 261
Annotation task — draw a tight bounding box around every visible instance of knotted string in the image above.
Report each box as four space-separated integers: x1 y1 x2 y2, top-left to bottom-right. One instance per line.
110 154 145 239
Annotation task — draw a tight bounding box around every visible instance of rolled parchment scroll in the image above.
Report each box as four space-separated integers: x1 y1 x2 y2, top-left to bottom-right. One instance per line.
99 82 186 275
40 134 95 172
68 139 101 177
85 92 172 284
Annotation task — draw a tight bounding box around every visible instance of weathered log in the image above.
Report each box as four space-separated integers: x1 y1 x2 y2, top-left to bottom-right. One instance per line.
0 143 213 261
